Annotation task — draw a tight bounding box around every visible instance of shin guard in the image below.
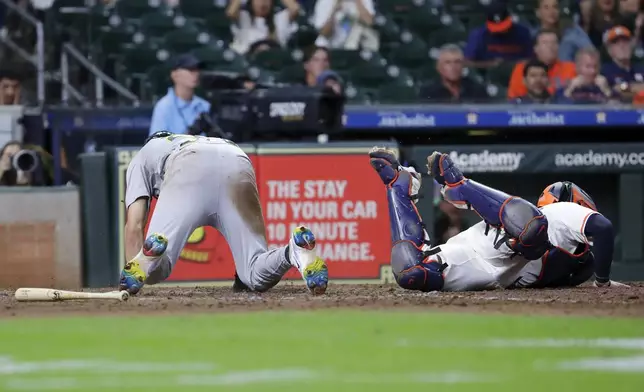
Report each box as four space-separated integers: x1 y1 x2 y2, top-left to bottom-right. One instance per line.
369 148 445 291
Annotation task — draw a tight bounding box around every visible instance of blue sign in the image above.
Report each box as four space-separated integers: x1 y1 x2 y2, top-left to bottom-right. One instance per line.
46 104 644 132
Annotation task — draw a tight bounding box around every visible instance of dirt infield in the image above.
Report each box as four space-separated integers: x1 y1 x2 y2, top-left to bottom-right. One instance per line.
1 283 643 318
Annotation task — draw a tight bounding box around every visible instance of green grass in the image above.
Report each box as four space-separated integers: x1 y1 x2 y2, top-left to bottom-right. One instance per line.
0 311 643 391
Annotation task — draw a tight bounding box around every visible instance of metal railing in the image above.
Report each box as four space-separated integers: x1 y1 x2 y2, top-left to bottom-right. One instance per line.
0 0 45 105
60 43 140 107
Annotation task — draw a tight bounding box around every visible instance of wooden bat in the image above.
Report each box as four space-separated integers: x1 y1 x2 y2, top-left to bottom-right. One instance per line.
14 288 130 302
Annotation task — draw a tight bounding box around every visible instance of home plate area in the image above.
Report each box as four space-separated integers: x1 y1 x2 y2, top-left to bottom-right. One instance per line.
1 283 642 317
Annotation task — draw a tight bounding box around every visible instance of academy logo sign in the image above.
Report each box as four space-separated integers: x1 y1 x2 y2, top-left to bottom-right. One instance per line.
448 150 525 172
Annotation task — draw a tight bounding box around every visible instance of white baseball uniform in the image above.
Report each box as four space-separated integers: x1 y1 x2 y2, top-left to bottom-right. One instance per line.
510 202 598 287
428 221 528 291
124 134 291 290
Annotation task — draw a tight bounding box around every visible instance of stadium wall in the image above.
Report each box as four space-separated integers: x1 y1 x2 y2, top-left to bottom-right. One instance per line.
77 141 644 287
0 187 82 289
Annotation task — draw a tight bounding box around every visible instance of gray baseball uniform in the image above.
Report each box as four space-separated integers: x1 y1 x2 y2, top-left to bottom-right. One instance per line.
124 134 291 290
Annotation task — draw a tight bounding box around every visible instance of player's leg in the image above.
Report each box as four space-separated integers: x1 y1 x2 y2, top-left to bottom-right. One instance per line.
214 155 328 294
120 186 207 295
368 146 447 292
426 151 550 260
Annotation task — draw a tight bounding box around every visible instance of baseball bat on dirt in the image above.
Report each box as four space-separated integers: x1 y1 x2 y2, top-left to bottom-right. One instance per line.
14 288 130 302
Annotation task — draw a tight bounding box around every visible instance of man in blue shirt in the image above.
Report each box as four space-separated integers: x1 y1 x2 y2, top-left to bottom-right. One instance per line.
148 54 211 136
600 25 644 103
464 1 533 68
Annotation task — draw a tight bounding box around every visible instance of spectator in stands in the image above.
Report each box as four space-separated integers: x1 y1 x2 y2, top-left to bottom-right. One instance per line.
317 70 343 95
556 47 615 102
601 25 644 101
419 44 489 103
0 69 22 106
618 0 644 46
303 46 330 87
534 0 594 61
227 0 300 55
513 60 553 103
312 0 378 51
464 1 533 68
508 29 577 99
149 54 211 136
583 0 622 48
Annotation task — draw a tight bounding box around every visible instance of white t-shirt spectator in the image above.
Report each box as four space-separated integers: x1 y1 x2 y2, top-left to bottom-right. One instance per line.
230 8 296 54
312 0 376 49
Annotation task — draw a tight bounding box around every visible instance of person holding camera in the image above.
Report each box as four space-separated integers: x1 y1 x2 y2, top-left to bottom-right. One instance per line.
0 140 50 186
148 54 211 136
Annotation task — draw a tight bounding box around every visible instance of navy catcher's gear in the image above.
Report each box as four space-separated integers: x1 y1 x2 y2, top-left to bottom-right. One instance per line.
537 181 597 211
429 151 550 260
145 130 174 145
369 148 446 291
532 245 593 288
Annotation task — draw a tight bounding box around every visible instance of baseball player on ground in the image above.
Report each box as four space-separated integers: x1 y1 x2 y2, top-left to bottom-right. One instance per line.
511 181 629 289
369 147 628 291
120 131 328 295
369 147 551 291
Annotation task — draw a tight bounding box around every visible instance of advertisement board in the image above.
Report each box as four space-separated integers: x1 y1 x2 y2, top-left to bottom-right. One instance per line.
412 143 644 173
113 142 397 285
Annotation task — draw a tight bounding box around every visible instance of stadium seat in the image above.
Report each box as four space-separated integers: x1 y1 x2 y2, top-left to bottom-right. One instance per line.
277 63 305 84
120 44 170 74
145 64 173 98
179 0 223 18
410 63 439 85
344 85 378 104
426 25 469 49
388 34 429 69
97 25 138 56
140 12 181 37
373 14 402 45
445 0 486 15
204 12 234 42
350 62 392 88
486 62 517 86
191 46 247 69
249 48 296 71
115 0 161 19
377 81 419 103
163 28 212 53
377 0 417 18
403 7 444 38
329 50 364 70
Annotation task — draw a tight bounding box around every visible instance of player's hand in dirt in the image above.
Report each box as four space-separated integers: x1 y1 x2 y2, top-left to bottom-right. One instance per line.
593 280 630 288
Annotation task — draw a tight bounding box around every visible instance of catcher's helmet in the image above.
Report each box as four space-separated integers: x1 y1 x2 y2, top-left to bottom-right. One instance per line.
537 181 597 211
144 130 173 145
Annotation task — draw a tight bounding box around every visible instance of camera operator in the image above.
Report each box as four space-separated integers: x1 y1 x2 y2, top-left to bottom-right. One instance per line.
148 54 211 136
0 140 50 186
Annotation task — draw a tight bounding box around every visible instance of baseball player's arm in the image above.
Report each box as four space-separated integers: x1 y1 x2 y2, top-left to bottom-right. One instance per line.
583 213 619 286
125 198 148 261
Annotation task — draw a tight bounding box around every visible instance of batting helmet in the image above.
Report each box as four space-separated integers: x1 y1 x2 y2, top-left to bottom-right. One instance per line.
144 130 173 145
537 181 597 211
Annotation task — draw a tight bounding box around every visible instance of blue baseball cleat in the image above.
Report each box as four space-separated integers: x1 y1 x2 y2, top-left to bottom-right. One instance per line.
119 233 168 295
289 226 328 295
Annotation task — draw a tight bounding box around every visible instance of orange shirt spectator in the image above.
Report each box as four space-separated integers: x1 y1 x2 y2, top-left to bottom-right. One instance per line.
507 29 576 99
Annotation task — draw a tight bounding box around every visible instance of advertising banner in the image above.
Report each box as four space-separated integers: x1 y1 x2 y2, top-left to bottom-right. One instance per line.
113 142 396 285
256 143 396 281
412 143 644 173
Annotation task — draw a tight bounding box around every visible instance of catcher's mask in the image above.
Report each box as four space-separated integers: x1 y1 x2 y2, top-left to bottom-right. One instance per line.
537 181 598 211
144 130 174 145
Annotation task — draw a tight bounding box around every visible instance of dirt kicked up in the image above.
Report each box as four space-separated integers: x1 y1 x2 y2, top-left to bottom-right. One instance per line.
0 283 642 318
